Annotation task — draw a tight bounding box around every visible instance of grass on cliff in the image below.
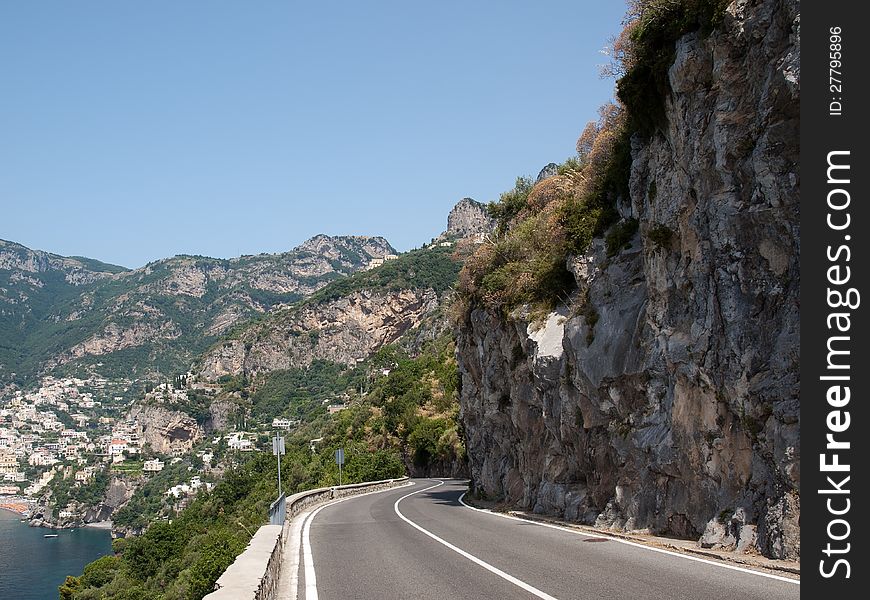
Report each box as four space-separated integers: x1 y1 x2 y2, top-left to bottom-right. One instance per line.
456 0 730 316
613 0 731 134
457 104 629 314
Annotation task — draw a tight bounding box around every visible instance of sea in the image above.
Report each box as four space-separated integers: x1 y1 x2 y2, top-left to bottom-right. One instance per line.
0 509 112 600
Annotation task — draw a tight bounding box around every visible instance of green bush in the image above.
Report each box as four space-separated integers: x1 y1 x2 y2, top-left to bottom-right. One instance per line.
647 223 675 249
487 177 534 235
605 218 639 257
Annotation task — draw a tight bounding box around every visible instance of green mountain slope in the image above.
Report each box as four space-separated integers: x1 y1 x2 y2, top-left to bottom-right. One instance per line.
0 235 394 387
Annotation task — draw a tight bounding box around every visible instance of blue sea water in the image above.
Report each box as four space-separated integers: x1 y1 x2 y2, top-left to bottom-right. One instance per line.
0 509 112 600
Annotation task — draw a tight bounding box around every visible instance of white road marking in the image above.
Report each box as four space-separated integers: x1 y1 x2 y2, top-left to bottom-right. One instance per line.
299 482 413 600
394 480 560 600
457 492 800 586
302 502 328 600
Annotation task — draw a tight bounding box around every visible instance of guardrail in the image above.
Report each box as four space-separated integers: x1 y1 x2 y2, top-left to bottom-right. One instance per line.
204 477 409 600
269 493 286 526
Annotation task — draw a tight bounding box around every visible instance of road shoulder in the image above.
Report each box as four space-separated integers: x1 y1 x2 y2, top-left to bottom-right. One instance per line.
460 494 800 581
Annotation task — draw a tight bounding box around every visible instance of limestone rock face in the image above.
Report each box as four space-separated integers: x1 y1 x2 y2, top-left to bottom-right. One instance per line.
199 288 442 379
445 198 496 240
457 0 799 559
128 404 203 455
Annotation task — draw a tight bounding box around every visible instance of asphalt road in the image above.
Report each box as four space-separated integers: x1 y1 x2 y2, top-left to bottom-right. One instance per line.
293 479 800 600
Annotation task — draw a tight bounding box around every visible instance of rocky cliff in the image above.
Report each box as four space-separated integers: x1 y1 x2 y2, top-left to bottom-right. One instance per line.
196 244 461 381
443 198 495 240
29 474 138 529
200 288 442 380
128 404 204 455
457 0 799 559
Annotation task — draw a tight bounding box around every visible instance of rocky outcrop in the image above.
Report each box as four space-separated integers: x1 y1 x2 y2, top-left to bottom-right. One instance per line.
199 288 442 379
28 475 139 529
129 404 203 455
457 0 799 559
443 198 495 240
535 163 559 182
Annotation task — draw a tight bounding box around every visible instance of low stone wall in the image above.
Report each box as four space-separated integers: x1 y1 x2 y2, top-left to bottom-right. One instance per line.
205 524 283 600
205 477 408 600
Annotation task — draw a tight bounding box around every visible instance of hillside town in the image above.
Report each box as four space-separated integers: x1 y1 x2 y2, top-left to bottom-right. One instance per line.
0 376 219 521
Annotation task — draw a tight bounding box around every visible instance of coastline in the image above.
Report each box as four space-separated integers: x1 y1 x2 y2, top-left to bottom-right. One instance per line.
0 503 31 516
84 520 113 529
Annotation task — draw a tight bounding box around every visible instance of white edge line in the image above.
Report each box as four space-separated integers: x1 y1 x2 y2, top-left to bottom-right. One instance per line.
457 492 800 586
285 508 308 599
300 481 414 600
395 480 560 600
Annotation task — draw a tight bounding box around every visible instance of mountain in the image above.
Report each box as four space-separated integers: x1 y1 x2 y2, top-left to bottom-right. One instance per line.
197 243 462 382
0 235 394 387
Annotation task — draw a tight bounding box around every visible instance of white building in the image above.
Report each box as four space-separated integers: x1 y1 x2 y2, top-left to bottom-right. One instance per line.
227 433 253 451
143 459 165 473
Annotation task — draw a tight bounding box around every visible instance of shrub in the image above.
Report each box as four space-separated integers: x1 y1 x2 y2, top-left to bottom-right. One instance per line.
605 218 639 257
458 104 631 316
647 223 675 249
487 177 535 235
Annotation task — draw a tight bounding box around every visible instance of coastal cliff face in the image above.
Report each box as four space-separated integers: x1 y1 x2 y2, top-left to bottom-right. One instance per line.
29 475 137 529
457 0 799 559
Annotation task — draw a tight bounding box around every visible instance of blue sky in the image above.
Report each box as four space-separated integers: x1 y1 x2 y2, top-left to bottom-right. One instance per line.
1 1 626 268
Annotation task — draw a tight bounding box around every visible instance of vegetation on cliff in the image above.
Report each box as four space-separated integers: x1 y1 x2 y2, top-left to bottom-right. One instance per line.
457 0 730 315
303 244 461 306
457 103 628 313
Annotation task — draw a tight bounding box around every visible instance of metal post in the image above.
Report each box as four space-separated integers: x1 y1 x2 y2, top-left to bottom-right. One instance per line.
277 447 282 496
273 434 285 497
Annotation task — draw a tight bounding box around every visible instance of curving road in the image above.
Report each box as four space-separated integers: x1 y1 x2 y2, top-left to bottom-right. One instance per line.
282 479 800 600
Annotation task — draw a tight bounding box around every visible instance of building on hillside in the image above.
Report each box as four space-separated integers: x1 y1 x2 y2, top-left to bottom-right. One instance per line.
0 450 17 475
107 439 128 459
366 258 384 270
143 459 165 473
228 438 253 452
28 452 57 467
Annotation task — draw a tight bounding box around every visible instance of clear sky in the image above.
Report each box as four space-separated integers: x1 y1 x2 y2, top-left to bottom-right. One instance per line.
1 1 626 269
